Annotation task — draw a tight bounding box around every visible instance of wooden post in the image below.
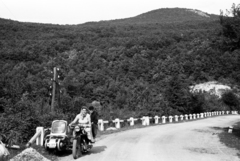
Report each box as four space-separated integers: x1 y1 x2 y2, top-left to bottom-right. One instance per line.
51 67 57 113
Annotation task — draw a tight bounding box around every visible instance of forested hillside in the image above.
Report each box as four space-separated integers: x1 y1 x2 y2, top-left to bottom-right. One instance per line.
0 6 240 143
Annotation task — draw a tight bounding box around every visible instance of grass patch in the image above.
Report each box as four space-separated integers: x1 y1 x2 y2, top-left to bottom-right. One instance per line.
215 121 240 158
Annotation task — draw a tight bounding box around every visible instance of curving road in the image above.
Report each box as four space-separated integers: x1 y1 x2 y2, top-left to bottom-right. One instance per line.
59 115 240 161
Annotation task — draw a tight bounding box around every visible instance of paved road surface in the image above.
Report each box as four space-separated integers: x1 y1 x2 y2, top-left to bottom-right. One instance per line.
59 115 240 161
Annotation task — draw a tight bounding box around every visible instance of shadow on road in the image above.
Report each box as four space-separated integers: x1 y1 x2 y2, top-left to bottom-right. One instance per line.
56 145 107 159
86 145 107 155
55 149 72 157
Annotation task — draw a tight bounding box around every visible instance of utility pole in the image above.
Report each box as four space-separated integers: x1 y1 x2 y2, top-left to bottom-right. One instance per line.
51 67 57 113
57 81 61 110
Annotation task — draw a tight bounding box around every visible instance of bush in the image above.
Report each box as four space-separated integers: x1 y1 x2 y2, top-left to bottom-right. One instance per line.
221 91 240 110
191 92 228 113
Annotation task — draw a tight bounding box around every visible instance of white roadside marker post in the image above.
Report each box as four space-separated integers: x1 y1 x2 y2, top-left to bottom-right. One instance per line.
174 115 179 122
154 116 160 124
127 117 138 126
180 115 184 121
98 119 109 131
162 116 166 124
169 116 173 123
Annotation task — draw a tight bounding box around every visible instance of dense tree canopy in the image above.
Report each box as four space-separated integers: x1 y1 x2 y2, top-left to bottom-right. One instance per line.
0 7 240 143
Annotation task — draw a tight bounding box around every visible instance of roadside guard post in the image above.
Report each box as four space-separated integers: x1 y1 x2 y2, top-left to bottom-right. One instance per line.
113 118 124 129
189 114 193 120
204 112 207 117
174 115 179 122
180 115 184 121
145 116 150 126
162 116 166 124
141 116 150 126
185 114 188 120
169 116 173 123
193 114 196 119
232 111 238 114
154 116 160 124
98 119 109 131
127 117 138 126
197 114 200 118
36 127 44 146
228 126 233 133
26 127 44 147
141 116 147 126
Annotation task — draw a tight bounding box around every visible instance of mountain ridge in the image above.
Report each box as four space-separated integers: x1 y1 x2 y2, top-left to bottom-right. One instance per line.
0 8 219 26
83 8 219 26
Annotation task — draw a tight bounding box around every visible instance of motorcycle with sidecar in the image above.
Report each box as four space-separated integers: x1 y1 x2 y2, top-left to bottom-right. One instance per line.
70 123 93 159
44 120 93 159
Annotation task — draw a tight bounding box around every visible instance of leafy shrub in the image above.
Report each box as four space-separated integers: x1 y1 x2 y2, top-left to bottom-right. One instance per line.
191 92 228 113
221 91 240 110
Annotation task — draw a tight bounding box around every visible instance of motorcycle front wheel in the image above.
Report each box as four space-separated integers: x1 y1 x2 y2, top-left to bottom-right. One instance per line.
72 137 82 159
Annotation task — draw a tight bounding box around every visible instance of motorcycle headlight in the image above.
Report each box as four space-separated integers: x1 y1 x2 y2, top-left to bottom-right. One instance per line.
75 126 80 132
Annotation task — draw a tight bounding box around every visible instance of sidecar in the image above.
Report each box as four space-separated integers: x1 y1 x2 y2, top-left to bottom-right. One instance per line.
44 120 71 151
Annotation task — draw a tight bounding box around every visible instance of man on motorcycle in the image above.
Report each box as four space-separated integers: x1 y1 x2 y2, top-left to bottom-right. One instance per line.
69 106 94 143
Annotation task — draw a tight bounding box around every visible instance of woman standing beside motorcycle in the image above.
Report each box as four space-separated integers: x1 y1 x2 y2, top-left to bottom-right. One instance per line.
69 106 94 143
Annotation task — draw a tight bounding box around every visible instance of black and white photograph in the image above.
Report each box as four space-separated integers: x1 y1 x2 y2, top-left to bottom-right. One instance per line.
0 0 240 160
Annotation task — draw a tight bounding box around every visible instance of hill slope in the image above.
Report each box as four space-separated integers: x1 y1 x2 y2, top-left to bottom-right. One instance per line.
84 8 219 25
1 7 239 144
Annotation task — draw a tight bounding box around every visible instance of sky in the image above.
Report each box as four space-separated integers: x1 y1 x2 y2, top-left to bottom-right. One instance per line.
0 0 239 25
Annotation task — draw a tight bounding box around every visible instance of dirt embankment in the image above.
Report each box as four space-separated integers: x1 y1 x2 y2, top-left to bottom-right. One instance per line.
10 147 50 161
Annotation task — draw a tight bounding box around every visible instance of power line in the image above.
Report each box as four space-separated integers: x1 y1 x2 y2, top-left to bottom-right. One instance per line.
0 0 16 19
